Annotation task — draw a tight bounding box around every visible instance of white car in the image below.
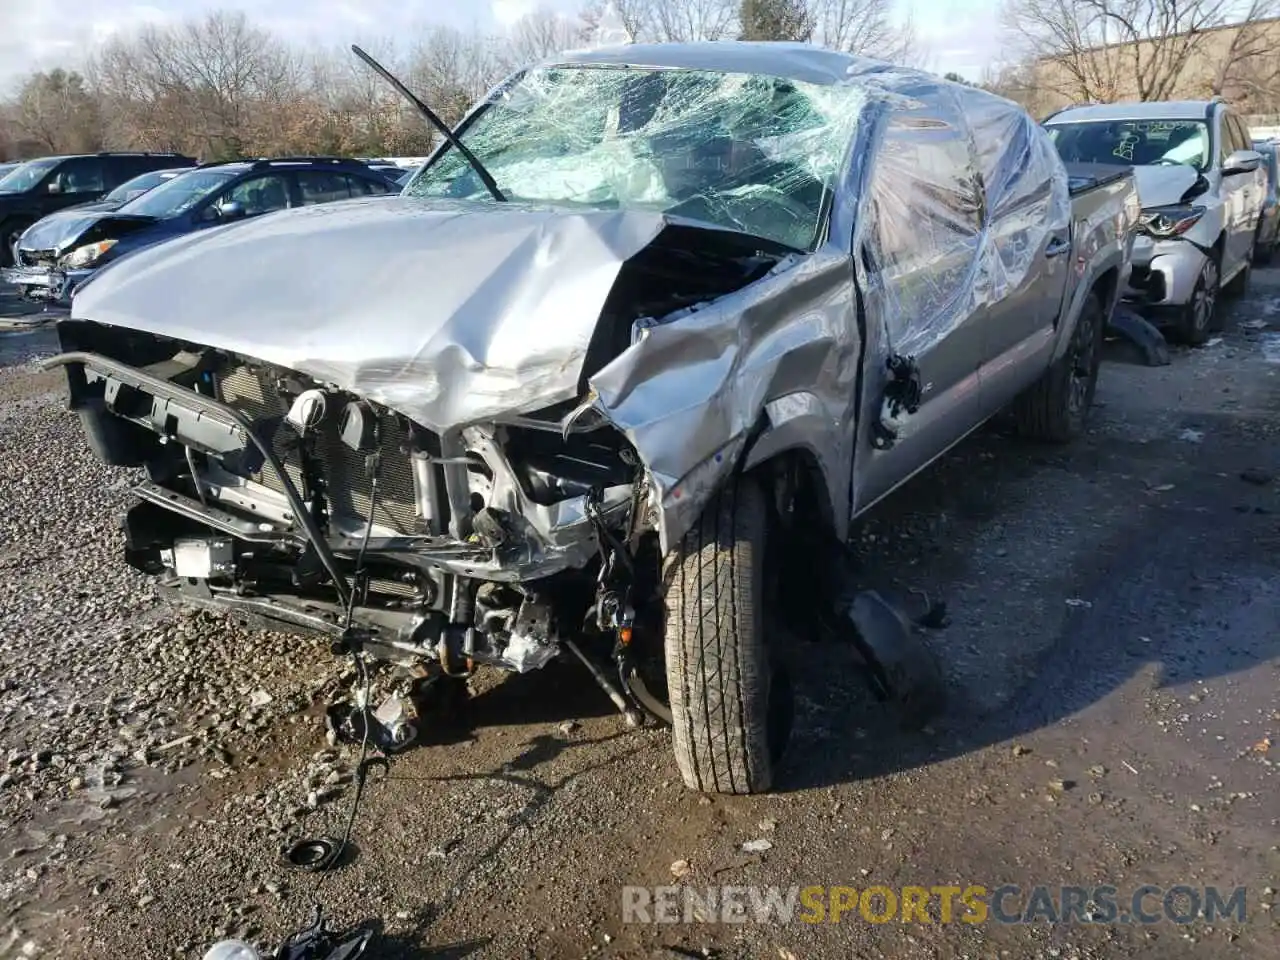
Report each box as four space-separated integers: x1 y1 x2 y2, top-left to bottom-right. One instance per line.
1045 99 1266 345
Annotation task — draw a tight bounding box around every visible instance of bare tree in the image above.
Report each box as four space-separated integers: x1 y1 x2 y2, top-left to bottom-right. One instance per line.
505 9 587 67
809 0 920 63
582 0 739 41
740 0 814 40
1 2 934 161
979 58 1056 113
579 0 918 59
1003 0 1280 108
11 69 104 153
407 26 509 129
308 41 436 156
651 0 741 39
1211 5 1280 108
91 11 305 158
579 0 647 42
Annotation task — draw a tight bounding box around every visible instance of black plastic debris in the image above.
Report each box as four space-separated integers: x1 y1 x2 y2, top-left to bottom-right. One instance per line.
285 837 343 873
275 907 374 960
1107 305 1170 367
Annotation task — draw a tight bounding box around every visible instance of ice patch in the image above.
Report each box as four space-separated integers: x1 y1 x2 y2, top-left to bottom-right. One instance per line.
1261 331 1280 364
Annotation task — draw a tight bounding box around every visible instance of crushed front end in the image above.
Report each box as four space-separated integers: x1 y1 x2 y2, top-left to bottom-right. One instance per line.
47 320 649 681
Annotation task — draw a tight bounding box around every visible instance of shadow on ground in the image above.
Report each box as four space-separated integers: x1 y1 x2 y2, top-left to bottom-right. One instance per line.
775 302 1280 790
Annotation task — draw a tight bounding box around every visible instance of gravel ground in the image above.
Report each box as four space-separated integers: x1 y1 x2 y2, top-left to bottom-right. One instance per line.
0 276 1277 960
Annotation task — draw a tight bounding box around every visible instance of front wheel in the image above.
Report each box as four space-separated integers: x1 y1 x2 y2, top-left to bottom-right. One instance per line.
1012 289 1105 443
662 477 792 794
1175 255 1219 346
1 221 31 269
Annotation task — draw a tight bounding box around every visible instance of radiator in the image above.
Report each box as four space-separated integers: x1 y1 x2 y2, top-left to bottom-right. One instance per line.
215 365 419 535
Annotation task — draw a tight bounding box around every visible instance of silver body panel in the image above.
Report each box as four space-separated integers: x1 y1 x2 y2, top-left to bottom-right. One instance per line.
64 43 1136 567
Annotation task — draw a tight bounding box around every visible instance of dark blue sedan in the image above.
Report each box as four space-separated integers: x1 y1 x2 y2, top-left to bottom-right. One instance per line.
2 156 397 305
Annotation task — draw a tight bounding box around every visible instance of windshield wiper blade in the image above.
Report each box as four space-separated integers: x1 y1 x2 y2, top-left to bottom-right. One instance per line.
351 44 506 203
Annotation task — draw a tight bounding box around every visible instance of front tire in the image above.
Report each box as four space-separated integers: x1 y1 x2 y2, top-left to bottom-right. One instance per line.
1012 288 1105 443
1175 254 1219 346
663 477 791 794
1 220 32 269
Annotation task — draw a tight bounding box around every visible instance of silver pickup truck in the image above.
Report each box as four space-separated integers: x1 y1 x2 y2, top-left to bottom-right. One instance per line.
43 44 1138 795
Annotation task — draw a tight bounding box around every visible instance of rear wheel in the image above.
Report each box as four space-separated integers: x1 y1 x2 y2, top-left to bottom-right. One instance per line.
1012 289 1105 443
663 477 792 794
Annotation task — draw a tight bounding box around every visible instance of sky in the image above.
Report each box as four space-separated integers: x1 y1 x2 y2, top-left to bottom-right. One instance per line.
0 0 1003 93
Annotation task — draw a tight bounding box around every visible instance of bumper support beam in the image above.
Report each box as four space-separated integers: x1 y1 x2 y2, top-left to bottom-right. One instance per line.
41 350 353 608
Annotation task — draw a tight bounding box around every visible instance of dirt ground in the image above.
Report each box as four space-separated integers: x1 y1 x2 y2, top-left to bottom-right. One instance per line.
0 272 1277 960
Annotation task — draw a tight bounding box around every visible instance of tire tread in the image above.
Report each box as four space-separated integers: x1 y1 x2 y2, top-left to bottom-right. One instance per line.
665 479 772 794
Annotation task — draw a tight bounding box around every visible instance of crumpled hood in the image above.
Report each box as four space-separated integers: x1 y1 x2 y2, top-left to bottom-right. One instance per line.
1132 165 1204 208
71 196 673 432
20 209 151 253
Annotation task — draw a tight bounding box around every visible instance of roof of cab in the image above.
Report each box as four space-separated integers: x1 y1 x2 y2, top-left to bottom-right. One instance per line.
550 40 920 87
1045 100 1222 124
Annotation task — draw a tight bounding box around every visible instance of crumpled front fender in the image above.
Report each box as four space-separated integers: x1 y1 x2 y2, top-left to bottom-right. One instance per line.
587 247 860 554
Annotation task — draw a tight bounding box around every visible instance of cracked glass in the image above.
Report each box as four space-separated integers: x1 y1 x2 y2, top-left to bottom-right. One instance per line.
405 65 865 251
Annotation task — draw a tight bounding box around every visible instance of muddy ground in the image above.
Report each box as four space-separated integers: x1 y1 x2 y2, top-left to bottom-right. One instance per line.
0 274 1277 960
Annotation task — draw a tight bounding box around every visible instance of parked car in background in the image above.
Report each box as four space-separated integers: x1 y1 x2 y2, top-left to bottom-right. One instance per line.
23 168 190 224
45 167 193 216
1251 139 1280 263
0 152 197 267
2 156 398 306
363 160 412 184
1045 99 1265 345
46 44 1137 795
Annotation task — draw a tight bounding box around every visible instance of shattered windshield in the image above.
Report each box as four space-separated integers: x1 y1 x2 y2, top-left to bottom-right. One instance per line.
118 169 236 218
1048 119 1212 172
405 65 865 250
0 158 60 194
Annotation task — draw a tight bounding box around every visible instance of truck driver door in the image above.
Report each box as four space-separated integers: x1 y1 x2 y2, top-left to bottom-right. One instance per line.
851 103 990 515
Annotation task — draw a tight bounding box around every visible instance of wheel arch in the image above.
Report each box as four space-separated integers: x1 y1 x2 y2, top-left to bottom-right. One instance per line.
738 404 841 536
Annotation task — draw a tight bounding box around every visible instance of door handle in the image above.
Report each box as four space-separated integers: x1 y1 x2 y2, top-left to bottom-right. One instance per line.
1045 236 1072 258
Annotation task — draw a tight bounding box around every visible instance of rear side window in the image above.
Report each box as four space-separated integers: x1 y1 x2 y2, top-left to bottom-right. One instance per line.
56 157 106 193
1220 112 1249 160
356 176 393 195
298 170 358 204
1230 115 1253 153
865 102 984 350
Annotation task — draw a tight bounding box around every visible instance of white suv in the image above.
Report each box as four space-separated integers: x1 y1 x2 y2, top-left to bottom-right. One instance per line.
1044 99 1266 345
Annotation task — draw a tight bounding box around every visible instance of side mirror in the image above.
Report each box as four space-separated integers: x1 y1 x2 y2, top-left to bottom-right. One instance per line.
46 179 63 194
1223 149 1262 176
216 200 246 221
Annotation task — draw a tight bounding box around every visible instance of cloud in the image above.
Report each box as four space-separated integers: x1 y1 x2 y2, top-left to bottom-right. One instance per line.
490 0 541 26
909 0 1007 78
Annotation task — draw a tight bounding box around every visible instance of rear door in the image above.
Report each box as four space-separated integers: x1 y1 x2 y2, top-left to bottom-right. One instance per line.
961 92 1072 395
1228 113 1266 246
1219 111 1255 272
853 99 989 512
